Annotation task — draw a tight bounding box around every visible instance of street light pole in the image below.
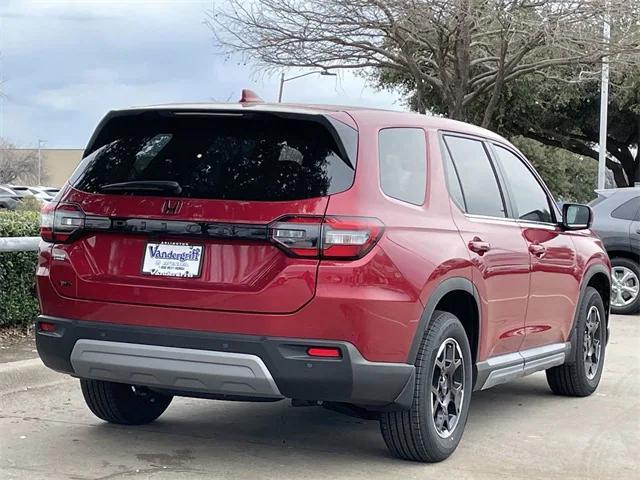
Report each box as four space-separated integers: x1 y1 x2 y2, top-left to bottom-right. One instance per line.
37 139 46 185
597 3 610 190
278 72 285 103
277 69 337 103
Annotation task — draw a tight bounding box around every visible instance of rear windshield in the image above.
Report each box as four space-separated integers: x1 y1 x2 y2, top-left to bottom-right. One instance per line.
71 112 356 201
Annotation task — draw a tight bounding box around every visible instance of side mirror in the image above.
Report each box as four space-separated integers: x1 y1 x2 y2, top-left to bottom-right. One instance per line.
561 203 592 230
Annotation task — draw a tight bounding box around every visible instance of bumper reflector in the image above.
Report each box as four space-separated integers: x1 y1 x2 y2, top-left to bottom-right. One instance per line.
307 347 341 358
39 322 57 333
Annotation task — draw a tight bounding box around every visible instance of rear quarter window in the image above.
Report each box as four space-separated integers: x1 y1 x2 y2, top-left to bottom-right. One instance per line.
611 196 640 221
378 128 427 205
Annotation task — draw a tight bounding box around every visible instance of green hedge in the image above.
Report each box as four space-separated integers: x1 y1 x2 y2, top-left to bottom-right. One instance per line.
0 210 40 328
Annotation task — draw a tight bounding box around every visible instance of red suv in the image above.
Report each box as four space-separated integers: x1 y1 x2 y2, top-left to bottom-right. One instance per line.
36 93 610 462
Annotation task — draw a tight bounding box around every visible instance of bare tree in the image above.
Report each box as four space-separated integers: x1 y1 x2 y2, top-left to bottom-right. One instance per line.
209 0 640 128
0 138 40 184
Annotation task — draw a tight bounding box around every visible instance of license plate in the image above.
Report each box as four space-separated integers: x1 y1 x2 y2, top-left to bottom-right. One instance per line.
142 242 204 278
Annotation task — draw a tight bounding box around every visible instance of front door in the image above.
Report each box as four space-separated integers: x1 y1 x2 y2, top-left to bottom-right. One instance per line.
490 144 579 350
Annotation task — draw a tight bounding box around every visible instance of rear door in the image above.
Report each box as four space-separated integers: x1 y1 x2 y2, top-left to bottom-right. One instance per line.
610 195 640 255
632 203 640 258
50 109 357 314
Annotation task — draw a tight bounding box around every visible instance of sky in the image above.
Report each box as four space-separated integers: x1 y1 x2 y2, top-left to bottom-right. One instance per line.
0 0 404 149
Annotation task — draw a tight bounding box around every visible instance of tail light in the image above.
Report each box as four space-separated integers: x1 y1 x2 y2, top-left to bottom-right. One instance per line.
40 202 86 243
321 216 384 259
269 215 383 260
40 202 56 242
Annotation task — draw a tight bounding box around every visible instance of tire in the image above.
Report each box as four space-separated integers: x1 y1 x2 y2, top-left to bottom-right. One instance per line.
546 287 606 397
610 257 640 315
80 379 173 425
380 310 473 462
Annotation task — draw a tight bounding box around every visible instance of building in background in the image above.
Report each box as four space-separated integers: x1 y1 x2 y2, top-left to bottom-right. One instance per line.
39 149 83 187
5 149 83 187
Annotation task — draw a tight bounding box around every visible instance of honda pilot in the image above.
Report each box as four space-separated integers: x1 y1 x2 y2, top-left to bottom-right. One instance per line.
36 91 611 462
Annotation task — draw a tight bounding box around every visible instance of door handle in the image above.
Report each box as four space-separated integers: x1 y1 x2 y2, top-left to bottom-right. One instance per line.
528 244 546 257
468 237 491 255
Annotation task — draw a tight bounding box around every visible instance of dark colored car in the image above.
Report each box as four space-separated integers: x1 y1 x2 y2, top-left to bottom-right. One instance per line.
590 188 640 314
0 185 19 210
36 93 610 462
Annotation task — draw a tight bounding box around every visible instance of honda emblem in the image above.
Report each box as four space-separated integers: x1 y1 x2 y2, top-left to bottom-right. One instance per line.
162 200 182 215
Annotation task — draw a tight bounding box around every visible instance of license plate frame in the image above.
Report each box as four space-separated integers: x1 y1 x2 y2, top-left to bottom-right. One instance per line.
141 242 204 278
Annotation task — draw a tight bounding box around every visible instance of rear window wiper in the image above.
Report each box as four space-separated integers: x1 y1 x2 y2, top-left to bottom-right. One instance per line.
98 180 182 194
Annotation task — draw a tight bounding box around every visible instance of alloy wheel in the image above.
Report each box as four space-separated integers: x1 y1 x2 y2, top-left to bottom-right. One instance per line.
583 306 602 380
430 338 465 438
611 266 639 308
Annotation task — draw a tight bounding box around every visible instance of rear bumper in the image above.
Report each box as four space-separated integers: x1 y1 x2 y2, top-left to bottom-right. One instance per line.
70 339 284 399
36 316 415 410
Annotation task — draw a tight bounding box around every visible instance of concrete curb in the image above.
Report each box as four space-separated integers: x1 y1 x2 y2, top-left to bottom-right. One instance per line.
0 358 70 396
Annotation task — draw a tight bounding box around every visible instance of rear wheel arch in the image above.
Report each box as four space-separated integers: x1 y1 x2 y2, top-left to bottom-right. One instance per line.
409 278 480 366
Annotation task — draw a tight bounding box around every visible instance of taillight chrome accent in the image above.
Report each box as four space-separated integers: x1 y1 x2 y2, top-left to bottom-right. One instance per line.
269 216 322 258
53 203 85 242
269 215 384 260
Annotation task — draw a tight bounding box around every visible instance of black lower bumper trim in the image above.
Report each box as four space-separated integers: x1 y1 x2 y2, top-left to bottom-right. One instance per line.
35 315 415 410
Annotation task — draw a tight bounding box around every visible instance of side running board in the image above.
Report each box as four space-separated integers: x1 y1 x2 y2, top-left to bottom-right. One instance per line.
474 343 570 391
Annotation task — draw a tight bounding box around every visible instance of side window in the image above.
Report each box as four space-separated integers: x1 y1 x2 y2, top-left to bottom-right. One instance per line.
379 128 427 205
443 135 506 217
611 197 640 221
493 145 553 223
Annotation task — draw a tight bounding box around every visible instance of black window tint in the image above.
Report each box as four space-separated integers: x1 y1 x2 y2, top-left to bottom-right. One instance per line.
441 145 465 210
611 196 640 221
493 146 553 223
378 128 426 205
72 113 355 201
443 136 505 217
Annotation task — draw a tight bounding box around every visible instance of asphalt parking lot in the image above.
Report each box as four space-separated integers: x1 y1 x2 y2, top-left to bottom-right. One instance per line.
1 313 638 480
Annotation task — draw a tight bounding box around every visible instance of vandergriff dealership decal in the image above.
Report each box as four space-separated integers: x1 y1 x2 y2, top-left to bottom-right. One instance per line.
142 242 204 278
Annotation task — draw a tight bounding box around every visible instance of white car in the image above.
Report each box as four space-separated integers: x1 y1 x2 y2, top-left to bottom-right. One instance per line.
9 185 60 203
0 185 19 209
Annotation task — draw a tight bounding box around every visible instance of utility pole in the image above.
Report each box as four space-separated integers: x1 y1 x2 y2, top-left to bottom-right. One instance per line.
37 139 46 185
597 2 610 190
278 72 285 103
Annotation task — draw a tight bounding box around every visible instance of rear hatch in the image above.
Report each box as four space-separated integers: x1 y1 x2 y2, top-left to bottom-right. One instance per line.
45 108 357 313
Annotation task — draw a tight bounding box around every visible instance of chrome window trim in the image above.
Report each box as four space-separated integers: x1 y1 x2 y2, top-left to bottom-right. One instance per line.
465 213 561 229
464 213 518 224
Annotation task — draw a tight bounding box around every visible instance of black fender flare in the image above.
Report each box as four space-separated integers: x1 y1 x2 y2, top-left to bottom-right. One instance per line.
406 276 480 364
567 263 611 362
